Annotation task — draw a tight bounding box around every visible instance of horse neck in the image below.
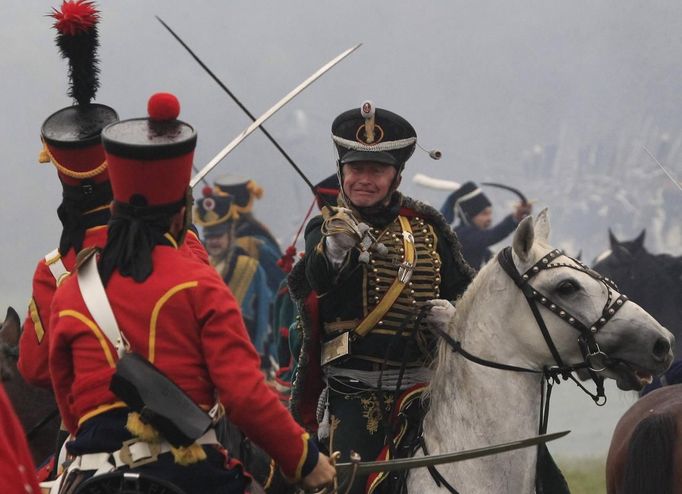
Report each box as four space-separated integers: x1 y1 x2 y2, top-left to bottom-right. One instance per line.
420 264 544 491
425 323 544 450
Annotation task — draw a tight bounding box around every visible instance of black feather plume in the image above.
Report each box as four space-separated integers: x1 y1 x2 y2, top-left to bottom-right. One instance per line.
55 25 100 105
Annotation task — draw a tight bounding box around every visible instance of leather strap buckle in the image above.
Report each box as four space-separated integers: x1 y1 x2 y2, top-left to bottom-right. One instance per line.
118 438 160 468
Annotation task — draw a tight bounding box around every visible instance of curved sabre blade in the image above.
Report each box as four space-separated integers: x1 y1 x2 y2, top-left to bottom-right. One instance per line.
190 43 362 188
335 430 570 475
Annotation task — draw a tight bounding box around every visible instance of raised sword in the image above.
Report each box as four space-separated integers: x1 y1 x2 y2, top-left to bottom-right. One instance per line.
189 43 361 188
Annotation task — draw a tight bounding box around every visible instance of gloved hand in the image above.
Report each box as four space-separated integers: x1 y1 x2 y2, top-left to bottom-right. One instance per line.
321 206 362 269
325 232 358 269
425 299 456 332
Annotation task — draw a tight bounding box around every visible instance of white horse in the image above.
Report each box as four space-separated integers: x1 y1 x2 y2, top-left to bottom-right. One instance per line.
407 210 674 493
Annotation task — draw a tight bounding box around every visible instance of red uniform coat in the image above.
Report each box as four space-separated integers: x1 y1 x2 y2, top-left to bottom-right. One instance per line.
48 241 313 480
18 229 208 388
0 383 41 494
19 226 108 388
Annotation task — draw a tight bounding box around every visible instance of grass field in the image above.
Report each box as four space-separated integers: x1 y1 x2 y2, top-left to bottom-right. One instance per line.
558 456 606 494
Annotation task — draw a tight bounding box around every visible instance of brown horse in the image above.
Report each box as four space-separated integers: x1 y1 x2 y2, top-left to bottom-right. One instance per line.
0 307 60 467
606 384 682 494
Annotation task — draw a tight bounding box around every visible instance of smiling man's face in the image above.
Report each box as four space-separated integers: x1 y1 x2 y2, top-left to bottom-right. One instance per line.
341 161 398 208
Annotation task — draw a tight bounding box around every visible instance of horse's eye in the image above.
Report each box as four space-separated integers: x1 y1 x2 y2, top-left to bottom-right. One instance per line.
556 280 580 296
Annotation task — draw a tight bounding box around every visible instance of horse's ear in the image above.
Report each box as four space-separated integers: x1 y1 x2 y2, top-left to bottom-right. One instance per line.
608 229 620 250
533 208 550 242
0 307 20 347
513 215 535 262
633 229 646 252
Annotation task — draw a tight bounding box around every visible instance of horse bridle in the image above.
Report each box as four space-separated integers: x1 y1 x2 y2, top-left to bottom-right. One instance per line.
431 246 629 399
420 247 630 494
497 246 629 381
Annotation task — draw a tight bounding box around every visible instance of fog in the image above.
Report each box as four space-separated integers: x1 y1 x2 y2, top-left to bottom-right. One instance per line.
1 1 680 459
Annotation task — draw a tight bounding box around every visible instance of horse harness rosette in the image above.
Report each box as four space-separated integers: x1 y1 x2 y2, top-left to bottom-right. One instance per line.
321 215 417 366
46 251 222 493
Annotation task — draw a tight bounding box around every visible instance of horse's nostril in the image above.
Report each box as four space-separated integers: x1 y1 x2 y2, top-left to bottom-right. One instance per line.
652 337 671 361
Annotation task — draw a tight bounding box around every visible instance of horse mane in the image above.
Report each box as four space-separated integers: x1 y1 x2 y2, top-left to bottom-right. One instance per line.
425 252 518 404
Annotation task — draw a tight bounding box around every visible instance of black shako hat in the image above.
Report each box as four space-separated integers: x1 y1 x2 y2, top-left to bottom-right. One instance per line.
194 187 236 237
451 181 492 222
213 174 263 213
40 1 118 186
331 101 417 169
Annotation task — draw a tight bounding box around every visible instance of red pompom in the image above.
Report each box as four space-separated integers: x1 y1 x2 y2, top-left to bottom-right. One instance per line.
202 186 213 198
277 245 299 273
52 0 99 36
147 93 180 121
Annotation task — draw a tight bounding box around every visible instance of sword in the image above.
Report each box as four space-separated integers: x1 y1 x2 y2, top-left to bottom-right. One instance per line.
156 16 317 192
643 146 682 192
413 173 529 204
481 182 529 205
189 43 362 188
334 430 569 475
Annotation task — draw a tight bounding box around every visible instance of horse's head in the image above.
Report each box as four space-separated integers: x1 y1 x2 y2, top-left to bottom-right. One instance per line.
0 307 20 381
509 210 674 391
592 230 648 293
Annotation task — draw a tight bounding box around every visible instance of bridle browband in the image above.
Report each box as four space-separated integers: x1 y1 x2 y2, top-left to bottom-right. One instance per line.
421 246 630 493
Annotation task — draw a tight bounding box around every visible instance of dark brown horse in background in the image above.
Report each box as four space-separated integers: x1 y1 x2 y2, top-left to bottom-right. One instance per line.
592 230 682 356
0 307 59 467
606 384 682 494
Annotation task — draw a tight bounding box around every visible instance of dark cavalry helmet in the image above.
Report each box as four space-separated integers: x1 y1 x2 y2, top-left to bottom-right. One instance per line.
40 0 118 187
331 100 417 171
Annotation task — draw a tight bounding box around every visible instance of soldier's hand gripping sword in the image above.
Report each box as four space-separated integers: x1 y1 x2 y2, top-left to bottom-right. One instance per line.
155 17 360 190
299 430 569 494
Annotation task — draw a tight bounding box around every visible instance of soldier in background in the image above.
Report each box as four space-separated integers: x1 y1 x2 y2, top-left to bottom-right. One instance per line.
271 174 341 403
440 181 532 270
195 188 274 369
212 175 285 293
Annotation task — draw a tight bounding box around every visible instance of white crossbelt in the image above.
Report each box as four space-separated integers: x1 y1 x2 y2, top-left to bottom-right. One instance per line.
77 252 127 358
45 248 69 286
71 429 219 474
43 430 219 494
